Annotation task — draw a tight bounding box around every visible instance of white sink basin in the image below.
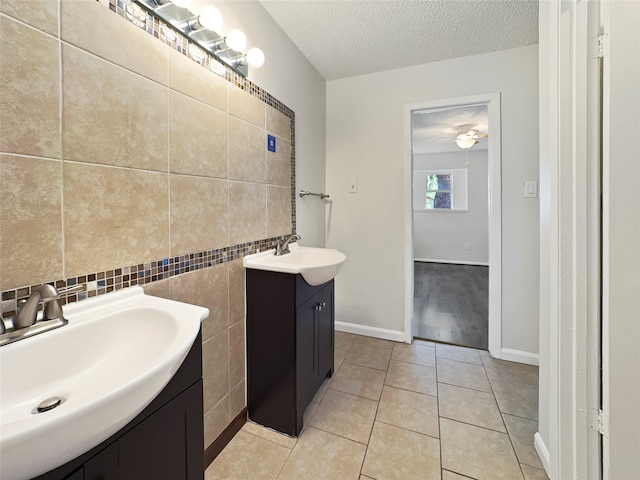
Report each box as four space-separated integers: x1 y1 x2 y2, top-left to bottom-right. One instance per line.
0 286 208 480
243 243 346 286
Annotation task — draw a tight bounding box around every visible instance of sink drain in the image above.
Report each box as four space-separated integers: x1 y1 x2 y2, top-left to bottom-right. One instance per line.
35 397 63 413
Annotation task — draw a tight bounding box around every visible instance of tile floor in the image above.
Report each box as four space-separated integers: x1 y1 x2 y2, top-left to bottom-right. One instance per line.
206 332 549 480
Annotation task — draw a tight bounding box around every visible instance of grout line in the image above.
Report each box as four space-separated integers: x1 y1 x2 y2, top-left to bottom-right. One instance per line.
58 0 65 285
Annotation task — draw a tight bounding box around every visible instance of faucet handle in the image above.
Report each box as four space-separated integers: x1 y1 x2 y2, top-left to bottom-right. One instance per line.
42 284 82 321
57 284 83 294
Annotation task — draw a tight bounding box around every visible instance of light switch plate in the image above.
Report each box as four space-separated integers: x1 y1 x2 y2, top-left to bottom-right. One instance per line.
349 178 357 193
524 180 538 198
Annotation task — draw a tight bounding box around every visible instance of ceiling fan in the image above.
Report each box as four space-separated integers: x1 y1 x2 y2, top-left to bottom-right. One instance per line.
455 129 488 149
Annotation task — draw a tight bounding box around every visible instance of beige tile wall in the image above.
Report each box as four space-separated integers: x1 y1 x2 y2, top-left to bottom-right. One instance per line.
0 0 294 451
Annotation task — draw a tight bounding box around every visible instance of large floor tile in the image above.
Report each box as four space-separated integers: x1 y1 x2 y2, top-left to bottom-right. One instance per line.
206 430 291 480
438 383 506 432
303 401 319 427
330 362 386 401
436 343 483 365
391 343 436 367
335 331 359 351
491 379 538 420
354 335 396 350
502 414 544 469
344 342 392 371
442 471 472 480
309 389 377 444
440 418 523 480
522 464 550 480
385 360 437 396
376 386 439 438
277 427 366 480
312 377 333 404
242 421 297 450
437 358 492 392
481 356 539 386
335 348 348 370
361 422 440 480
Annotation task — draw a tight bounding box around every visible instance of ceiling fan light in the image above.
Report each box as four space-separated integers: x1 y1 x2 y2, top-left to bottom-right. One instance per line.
455 137 477 149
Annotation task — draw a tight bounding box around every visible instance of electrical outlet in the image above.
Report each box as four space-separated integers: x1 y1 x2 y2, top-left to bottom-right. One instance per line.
464 242 470 250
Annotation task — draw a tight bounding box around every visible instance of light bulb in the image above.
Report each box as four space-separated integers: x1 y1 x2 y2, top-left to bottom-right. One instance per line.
225 29 246 51
455 137 477 149
172 0 192 8
198 5 222 31
246 48 265 68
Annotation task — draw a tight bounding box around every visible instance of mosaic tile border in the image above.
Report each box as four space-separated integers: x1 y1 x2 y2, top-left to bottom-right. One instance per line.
1 235 289 318
1 2 298 318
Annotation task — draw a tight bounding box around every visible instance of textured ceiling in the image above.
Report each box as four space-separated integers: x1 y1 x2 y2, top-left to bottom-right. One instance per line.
412 104 489 154
260 0 539 80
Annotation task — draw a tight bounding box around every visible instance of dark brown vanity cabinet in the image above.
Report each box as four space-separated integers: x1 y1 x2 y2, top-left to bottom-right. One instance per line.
35 332 204 480
246 269 335 437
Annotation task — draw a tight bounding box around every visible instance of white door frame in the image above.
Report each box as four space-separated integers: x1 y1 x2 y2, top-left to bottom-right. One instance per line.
403 93 502 357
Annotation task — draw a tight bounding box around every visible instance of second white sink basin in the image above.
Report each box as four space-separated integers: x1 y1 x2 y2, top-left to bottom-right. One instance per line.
243 243 346 285
0 286 208 480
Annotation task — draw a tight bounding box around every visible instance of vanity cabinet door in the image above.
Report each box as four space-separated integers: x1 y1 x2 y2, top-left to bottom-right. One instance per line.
246 270 335 437
317 282 335 381
296 294 319 410
61 468 84 480
83 443 118 479
118 390 187 480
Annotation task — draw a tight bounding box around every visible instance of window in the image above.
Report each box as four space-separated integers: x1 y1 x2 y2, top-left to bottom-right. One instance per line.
426 173 452 209
413 169 468 211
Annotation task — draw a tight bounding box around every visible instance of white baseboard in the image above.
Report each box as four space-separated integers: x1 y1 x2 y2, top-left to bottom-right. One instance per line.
500 348 540 366
534 432 551 475
335 321 407 343
414 258 490 266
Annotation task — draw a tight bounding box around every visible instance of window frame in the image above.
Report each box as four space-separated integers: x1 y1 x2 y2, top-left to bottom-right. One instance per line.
413 168 469 212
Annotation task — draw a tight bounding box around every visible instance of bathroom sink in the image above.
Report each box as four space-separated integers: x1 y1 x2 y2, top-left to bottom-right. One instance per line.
243 243 346 285
0 286 208 480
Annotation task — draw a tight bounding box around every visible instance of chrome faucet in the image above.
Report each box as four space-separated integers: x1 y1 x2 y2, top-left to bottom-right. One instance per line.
0 284 82 346
13 284 61 329
275 234 301 256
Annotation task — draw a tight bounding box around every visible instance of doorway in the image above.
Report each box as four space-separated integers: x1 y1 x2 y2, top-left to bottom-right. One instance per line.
403 94 502 357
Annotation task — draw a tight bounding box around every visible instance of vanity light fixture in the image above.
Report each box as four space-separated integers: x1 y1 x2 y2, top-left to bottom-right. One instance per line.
197 5 222 31
245 47 266 68
135 0 265 77
170 0 192 8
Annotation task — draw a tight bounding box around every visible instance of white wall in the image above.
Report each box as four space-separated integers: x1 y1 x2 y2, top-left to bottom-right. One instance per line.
413 150 489 264
326 45 539 356
213 1 327 247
